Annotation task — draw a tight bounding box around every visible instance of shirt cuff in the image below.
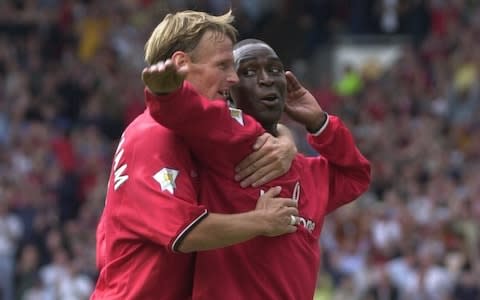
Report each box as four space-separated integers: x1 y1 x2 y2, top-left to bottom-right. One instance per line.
171 209 208 252
311 112 330 136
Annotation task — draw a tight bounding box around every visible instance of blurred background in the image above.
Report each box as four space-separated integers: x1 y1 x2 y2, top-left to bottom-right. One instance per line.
0 0 479 299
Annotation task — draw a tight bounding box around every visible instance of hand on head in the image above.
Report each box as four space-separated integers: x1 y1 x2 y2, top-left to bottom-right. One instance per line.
285 71 307 101
284 71 325 131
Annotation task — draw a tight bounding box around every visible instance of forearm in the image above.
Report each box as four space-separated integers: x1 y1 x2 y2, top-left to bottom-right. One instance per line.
308 115 368 168
146 83 264 165
309 116 371 212
145 82 200 132
177 211 265 253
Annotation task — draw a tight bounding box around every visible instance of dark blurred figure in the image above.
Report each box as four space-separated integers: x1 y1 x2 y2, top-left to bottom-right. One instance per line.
364 266 399 300
452 261 480 300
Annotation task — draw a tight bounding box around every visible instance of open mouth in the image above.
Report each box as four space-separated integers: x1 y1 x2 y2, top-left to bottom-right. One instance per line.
260 94 280 106
217 90 229 100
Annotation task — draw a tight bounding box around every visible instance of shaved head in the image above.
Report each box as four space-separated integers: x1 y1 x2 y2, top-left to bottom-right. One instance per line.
233 39 277 67
229 38 286 134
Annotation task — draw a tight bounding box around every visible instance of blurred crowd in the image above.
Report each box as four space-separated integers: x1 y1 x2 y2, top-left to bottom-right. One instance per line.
0 0 479 300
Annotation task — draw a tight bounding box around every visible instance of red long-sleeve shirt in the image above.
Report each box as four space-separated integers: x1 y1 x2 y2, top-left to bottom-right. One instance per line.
91 110 207 300
146 81 371 300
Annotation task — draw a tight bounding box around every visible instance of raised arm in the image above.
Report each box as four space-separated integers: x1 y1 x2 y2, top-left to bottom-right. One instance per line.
284 71 371 212
307 117 371 213
143 60 279 176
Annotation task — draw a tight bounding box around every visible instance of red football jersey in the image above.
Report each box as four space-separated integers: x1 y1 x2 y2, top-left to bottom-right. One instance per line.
146 82 370 299
91 110 207 300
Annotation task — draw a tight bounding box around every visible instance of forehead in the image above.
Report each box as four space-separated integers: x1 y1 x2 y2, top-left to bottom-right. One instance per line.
233 43 278 64
194 31 234 61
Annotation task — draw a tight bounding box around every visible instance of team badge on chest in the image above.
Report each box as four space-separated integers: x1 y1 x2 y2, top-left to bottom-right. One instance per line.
229 107 244 126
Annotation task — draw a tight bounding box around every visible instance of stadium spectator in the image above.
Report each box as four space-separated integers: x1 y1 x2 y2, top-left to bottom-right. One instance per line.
0 1 478 299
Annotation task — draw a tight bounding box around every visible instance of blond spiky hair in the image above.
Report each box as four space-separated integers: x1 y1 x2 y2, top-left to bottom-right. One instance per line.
145 10 237 65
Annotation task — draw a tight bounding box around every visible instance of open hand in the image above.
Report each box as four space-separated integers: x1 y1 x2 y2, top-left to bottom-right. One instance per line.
255 186 299 236
141 59 188 94
235 133 295 188
284 71 325 131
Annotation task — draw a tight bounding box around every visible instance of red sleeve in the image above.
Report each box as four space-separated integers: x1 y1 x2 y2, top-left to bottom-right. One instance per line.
307 115 371 213
95 214 106 269
145 82 265 173
108 127 207 252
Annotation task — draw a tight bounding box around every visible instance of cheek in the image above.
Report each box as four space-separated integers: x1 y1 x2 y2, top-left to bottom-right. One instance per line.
238 87 255 104
207 71 224 86
277 86 287 101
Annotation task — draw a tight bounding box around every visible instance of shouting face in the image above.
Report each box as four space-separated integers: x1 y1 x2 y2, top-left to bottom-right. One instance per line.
184 30 239 100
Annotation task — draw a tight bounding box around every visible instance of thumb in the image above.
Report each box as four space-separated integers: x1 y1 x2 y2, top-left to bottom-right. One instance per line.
141 67 150 84
177 64 189 77
285 71 301 92
253 133 270 150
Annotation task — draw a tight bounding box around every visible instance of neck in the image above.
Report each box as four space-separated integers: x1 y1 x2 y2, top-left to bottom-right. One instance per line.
263 123 278 136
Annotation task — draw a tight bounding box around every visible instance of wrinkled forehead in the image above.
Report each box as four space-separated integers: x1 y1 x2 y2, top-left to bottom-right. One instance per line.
233 43 277 65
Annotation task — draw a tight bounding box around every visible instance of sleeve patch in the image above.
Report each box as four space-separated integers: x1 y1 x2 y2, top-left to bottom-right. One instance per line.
153 168 179 194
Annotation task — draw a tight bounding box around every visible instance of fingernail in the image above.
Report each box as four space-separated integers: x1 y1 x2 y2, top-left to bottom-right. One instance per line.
234 175 240 181
240 182 247 188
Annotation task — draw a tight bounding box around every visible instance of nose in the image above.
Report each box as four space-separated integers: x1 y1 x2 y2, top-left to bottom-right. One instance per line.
258 69 273 86
227 68 239 85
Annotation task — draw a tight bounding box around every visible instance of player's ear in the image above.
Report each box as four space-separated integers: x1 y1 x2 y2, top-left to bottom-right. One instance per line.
171 51 190 67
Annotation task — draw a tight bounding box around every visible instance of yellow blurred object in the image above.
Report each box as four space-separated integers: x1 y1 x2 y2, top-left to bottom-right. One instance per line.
361 58 383 81
78 17 110 62
314 288 332 300
314 273 333 300
453 63 477 93
335 70 363 96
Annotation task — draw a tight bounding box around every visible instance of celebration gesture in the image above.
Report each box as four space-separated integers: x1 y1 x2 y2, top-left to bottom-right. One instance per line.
284 71 326 132
141 59 188 95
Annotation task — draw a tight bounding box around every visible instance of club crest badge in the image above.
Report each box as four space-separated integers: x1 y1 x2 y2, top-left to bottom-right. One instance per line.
229 107 244 126
153 168 179 194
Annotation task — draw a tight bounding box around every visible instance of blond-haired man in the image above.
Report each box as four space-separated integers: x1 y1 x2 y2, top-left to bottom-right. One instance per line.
90 10 298 300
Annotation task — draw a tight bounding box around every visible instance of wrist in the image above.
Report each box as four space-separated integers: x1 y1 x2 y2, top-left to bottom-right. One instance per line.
146 86 170 96
306 111 328 133
147 81 184 96
256 210 280 237
245 210 268 236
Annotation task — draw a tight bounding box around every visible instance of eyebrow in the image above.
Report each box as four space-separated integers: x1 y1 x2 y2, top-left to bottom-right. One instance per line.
237 56 282 65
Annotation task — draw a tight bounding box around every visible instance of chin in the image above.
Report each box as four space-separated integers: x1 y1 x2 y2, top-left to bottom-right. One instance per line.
264 116 281 127
269 112 283 123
